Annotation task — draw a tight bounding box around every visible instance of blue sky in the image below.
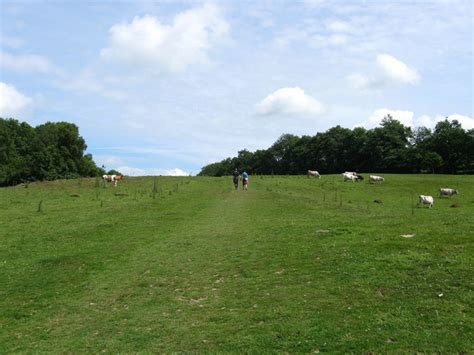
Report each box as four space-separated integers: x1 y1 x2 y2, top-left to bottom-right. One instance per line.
1 0 472 176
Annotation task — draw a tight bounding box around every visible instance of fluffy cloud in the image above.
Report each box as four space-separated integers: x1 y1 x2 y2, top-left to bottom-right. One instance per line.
356 108 414 128
256 87 324 116
117 166 190 176
0 82 32 117
100 3 229 73
416 113 474 130
446 114 474 130
356 109 474 130
348 54 420 89
376 54 420 85
0 52 58 74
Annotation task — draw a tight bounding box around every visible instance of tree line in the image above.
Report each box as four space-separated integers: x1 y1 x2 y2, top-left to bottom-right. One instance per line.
198 116 474 176
0 118 105 186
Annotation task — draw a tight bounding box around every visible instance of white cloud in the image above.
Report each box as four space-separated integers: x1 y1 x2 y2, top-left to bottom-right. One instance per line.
166 168 190 176
415 113 474 130
356 110 474 130
0 82 32 118
348 54 420 89
416 114 435 128
356 108 414 128
117 166 190 176
376 54 420 85
0 52 58 74
256 87 324 116
100 3 229 73
446 114 474 130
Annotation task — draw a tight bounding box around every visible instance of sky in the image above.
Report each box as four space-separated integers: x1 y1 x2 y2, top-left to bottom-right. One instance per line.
1 0 472 176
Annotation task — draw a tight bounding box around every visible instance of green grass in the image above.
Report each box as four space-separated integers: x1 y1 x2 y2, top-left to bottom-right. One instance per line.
1 174 473 352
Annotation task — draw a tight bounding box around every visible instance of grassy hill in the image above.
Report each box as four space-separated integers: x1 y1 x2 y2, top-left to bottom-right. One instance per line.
1 174 473 352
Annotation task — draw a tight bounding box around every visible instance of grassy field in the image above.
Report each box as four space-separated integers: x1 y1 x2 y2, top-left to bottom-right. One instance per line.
1 174 473 352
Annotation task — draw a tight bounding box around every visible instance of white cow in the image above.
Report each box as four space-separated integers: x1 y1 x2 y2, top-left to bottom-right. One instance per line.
439 188 458 197
102 174 124 187
307 170 321 178
418 195 434 208
369 175 384 183
342 172 357 182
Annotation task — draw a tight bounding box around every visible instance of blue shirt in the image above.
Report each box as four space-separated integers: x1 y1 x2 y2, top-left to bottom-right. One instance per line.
242 172 248 179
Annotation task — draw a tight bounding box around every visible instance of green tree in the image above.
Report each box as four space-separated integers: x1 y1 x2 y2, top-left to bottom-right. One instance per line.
269 134 300 174
363 116 412 172
430 119 472 173
197 116 473 176
0 118 103 185
0 119 35 185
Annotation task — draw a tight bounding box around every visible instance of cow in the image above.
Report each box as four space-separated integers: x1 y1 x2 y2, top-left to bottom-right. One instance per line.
102 174 113 183
307 170 321 178
369 175 384 183
102 174 124 187
418 195 434 208
438 188 458 197
113 175 124 186
342 172 358 182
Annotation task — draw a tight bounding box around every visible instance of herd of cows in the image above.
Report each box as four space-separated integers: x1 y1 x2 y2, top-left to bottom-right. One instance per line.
307 170 459 208
102 172 458 209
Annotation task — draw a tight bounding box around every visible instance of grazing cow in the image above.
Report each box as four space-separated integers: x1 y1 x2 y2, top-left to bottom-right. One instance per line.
439 188 458 197
344 171 357 176
102 174 113 183
102 174 124 187
418 195 434 208
113 175 124 186
307 170 321 178
342 172 358 182
369 175 384 183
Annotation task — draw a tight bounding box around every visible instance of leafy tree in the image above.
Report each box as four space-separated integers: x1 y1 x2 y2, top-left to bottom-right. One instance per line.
363 116 412 172
107 169 122 176
250 149 276 175
0 118 103 185
420 151 443 173
430 119 472 173
198 116 473 176
268 134 300 174
0 119 35 185
236 149 254 173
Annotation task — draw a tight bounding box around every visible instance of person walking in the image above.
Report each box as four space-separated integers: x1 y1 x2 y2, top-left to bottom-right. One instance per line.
232 168 240 190
242 170 249 190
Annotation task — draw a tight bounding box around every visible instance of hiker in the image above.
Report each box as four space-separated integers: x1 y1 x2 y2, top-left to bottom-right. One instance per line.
232 169 240 190
242 171 249 190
